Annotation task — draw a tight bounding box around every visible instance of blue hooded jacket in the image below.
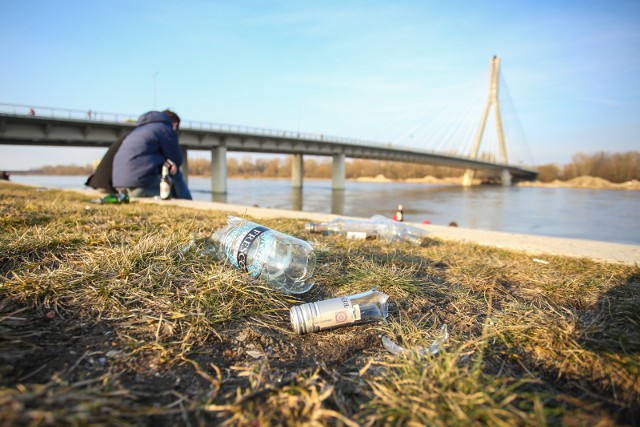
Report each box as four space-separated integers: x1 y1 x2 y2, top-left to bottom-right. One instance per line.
112 111 183 188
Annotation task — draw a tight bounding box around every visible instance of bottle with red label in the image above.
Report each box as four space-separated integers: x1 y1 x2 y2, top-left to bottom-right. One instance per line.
209 216 316 294
290 288 389 334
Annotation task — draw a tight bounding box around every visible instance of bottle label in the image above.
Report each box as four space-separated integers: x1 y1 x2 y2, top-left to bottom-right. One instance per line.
236 226 268 272
160 181 171 199
313 297 356 329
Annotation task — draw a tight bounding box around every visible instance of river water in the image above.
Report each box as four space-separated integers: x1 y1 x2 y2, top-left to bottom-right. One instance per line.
9 175 640 245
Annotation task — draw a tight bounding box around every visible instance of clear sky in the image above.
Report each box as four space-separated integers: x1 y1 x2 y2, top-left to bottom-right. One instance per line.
1 0 638 170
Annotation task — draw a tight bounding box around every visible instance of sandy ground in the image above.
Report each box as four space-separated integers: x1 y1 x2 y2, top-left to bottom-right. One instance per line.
357 174 640 190
5 181 638 266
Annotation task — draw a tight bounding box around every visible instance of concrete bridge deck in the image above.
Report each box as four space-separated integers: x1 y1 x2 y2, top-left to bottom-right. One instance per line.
0 110 538 192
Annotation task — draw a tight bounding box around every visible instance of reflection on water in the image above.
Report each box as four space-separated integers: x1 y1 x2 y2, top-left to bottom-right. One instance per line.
211 192 227 204
331 189 344 215
9 175 640 245
292 188 302 211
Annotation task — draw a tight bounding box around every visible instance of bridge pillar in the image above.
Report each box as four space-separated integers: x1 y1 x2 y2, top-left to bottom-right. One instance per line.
181 146 189 183
462 169 474 187
291 154 303 188
211 146 227 194
332 153 346 190
501 169 512 186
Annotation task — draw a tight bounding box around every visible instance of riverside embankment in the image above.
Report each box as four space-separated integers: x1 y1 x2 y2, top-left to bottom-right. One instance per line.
54 182 639 266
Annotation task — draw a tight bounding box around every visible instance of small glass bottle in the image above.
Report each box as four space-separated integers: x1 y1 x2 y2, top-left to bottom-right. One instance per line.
160 163 172 200
290 288 389 334
100 193 129 204
394 204 404 222
210 216 316 294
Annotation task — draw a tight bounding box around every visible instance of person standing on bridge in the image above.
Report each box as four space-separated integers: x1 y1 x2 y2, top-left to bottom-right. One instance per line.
112 110 192 199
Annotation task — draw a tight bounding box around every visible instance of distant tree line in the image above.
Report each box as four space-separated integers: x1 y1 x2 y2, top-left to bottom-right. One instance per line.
189 152 640 182
36 164 94 175
536 151 639 183
187 155 465 180
32 151 639 183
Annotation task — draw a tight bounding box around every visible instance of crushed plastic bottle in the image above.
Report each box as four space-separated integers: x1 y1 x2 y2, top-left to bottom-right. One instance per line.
382 324 449 357
290 288 389 334
306 215 427 245
91 193 130 204
210 216 316 294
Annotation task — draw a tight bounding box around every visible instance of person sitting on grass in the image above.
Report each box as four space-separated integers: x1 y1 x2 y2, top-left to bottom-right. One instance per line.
112 109 192 200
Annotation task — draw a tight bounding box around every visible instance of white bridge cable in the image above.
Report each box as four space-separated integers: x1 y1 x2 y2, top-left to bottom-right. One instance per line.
380 66 534 167
420 78 485 156
498 74 536 166
385 75 488 158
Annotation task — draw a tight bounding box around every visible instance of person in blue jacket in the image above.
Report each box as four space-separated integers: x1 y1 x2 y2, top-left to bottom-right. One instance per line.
113 110 192 199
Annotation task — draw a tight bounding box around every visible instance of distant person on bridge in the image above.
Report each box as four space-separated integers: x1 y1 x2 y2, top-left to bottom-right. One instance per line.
112 110 192 199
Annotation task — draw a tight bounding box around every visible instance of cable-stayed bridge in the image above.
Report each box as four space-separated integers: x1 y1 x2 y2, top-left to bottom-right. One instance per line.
0 56 537 193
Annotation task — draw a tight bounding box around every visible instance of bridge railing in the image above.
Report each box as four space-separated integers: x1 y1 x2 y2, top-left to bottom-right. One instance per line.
0 102 138 124
1 102 514 167
0 102 386 149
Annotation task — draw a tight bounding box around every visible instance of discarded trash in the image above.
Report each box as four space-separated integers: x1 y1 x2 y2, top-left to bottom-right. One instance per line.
532 258 549 265
159 160 173 200
393 204 404 222
90 193 129 204
305 215 427 244
290 288 389 334
382 324 449 357
204 216 316 294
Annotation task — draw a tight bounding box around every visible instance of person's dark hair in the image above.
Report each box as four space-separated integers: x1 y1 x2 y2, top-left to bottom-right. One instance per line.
163 109 181 130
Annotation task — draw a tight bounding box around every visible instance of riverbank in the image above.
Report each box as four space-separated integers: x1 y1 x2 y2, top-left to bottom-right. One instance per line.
1 181 638 425
135 190 640 266
5 181 638 265
7 171 639 190
355 173 640 190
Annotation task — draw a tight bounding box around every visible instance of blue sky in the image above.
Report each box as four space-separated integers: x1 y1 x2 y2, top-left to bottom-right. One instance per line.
1 0 638 170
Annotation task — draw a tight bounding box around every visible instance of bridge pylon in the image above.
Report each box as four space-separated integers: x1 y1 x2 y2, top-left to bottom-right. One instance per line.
463 55 509 186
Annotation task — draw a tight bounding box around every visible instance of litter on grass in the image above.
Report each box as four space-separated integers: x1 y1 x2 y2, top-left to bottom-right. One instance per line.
382 324 449 357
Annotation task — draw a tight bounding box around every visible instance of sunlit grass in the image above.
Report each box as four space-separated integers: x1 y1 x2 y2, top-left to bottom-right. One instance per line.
0 182 638 426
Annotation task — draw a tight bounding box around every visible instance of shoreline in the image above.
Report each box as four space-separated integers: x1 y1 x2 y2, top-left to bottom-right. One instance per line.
138 196 640 266
6 181 636 266
8 173 639 191
353 174 640 190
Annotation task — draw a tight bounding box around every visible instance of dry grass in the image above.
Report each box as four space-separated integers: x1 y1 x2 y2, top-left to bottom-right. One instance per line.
0 182 638 426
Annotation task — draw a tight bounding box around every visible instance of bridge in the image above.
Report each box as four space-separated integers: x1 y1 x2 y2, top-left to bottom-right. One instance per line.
0 57 537 193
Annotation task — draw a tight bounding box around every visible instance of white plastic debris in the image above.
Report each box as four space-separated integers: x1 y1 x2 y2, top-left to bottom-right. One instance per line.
382 324 449 357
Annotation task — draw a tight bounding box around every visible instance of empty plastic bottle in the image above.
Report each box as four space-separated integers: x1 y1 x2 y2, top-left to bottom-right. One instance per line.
290 288 389 334
210 216 316 294
306 215 427 245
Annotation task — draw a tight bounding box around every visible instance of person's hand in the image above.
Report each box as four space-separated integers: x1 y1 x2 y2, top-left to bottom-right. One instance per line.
164 159 177 176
